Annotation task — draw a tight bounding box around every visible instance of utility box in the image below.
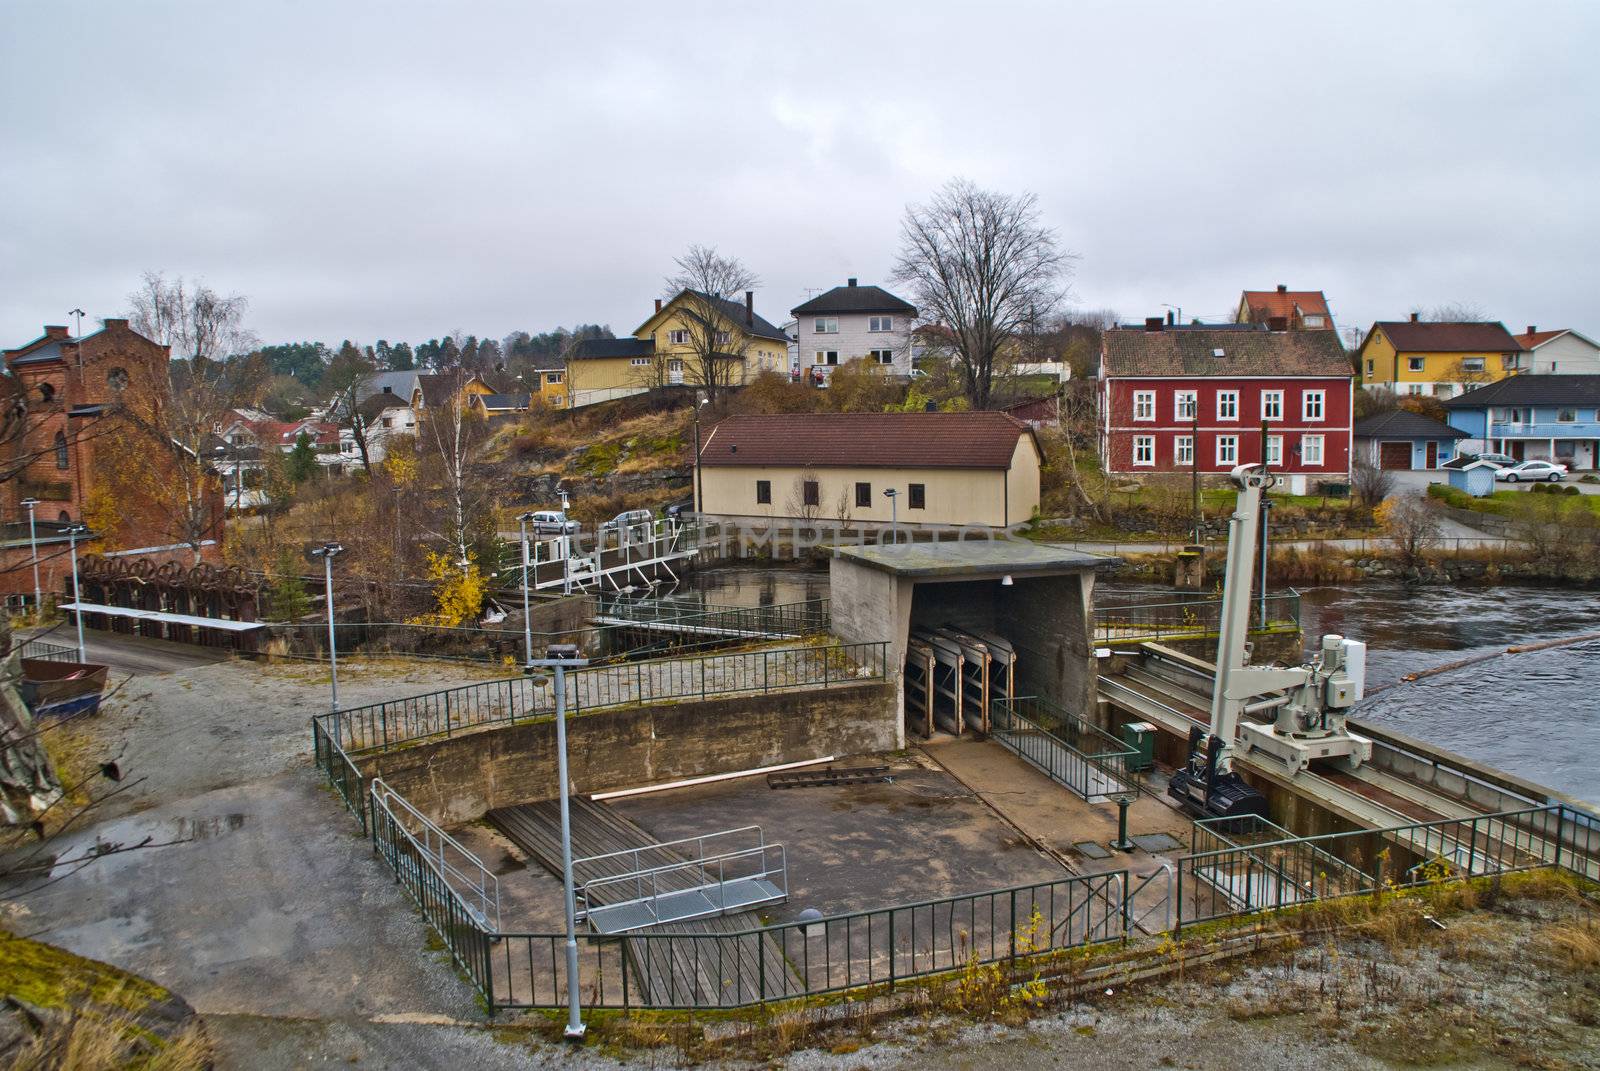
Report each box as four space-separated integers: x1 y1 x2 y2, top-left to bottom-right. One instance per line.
1120 721 1156 772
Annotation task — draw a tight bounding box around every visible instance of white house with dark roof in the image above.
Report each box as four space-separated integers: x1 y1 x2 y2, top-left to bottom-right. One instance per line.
790 279 916 385
1510 326 1600 376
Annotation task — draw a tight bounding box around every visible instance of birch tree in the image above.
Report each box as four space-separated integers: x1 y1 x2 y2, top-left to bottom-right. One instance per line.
664 246 761 403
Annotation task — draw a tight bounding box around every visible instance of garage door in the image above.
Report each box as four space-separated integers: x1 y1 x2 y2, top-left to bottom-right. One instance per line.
1379 441 1412 470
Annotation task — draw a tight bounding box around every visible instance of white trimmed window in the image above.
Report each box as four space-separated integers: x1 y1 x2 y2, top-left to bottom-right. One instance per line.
1261 390 1283 421
715 331 731 345
1216 435 1238 465
814 350 839 366
1175 390 1197 420
1265 434 1283 465
1133 390 1156 421
667 329 690 345
814 317 839 334
869 349 894 365
1301 434 1324 465
1407 356 1424 372
1303 390 1325 421
1217 390 1239 420
1175 435 1194 466
1132 435 1155 467
868 316 893 332
630 357 651 366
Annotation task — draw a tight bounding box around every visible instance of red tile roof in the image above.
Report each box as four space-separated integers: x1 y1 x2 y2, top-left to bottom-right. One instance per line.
1514 328 1567 349
700 412 1035 470
1373 321 1524 353
1101 325 1351 378
1241 288 1332 324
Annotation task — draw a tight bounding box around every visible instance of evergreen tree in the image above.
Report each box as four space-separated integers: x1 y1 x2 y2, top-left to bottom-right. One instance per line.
389 341 414 370
286 433 318 483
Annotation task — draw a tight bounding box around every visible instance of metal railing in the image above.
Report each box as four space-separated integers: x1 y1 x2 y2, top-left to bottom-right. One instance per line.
579 843 789 933
311 716 368 832
372 779 500 930
594 595 831 639
314 641 890 756
1177 803 1600 930
1094 590 1300 645
487 869 1128 1010
989 696 1139 801
17 638 78 663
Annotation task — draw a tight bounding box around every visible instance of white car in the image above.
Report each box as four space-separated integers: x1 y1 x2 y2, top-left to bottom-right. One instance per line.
528 510 579 535
1496 460 1568 483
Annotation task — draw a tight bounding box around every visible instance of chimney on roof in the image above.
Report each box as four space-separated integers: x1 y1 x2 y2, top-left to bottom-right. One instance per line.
1527 325 1537 335
102 318 127 330
1276 284 1287 293
1267 316 1289 332
745 291 754 327
44 326 68 340
1144 317 1164 332
1410 312 1420 322
848 277 858 287
654 298 662 313
1165 310 1175 326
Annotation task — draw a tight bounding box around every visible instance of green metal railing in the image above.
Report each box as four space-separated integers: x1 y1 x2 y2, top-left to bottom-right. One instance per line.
594 595 830 639
990 696 1140 801
1094 590 1301 646
1177 803 1600 930
313 641 890 757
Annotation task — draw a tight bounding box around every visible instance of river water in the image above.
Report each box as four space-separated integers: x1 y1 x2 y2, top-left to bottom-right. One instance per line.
688 564 1600 806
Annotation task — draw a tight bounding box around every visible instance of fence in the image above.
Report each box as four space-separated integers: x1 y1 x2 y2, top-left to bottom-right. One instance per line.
17 637 78 663
594 595 831 639
1178 803 1600 930
989 696 1139 801
313 641 890 756
1094 590 1300 645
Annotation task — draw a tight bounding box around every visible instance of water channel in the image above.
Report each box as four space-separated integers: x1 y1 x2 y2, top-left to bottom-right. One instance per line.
685 564 1600 806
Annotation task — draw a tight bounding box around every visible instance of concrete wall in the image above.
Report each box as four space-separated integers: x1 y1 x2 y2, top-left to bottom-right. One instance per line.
360 680 896 825
1005 572 1097 715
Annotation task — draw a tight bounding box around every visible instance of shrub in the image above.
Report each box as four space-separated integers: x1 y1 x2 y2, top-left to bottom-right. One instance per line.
1427 483 1472 509
1565 484 1581 496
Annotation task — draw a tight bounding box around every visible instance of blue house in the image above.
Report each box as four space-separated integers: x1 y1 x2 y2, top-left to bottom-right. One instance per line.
1353 409 1467 470
1443 375 1600 471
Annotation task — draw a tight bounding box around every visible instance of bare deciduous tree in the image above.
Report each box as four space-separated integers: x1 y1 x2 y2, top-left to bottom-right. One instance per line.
1351 459 1396 511
786 467 822 523
420 370 491 575
892 179 1074 410
664 246 761 402
1411 302 1489 323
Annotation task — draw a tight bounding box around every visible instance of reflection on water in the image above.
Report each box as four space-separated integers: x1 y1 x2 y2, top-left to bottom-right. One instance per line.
675 566 831 609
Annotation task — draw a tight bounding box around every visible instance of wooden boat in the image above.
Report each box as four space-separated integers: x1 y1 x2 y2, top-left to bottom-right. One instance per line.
19 658 109 719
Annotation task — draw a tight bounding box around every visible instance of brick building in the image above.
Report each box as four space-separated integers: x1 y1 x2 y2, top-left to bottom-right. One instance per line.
1098 319 1353 491
0 320 224 604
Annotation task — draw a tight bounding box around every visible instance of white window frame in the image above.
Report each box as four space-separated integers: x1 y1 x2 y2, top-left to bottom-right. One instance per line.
1175 435 1194 466
1261 390 1283 421
1303 389 1325 421
869 348 895 365
715 330 731 346
1460 356 1485 372
1301 433 1324 465
814 350 838 366
630 357 652 367
814 317 839 334
1216 435 1238 465
667 329 690 345
868 316 893 333
1303 314 1325 328
1133 390 1156 421
1132 435 1155 467
1217 390 1239 421
1265 434 1283 465
1407 356 1425 372
1174 390 1197 420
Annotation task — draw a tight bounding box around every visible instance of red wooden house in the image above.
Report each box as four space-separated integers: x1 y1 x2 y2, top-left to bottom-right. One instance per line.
1098 319 1353 490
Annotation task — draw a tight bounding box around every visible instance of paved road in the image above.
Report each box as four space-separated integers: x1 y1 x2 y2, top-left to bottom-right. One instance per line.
18 627 232 676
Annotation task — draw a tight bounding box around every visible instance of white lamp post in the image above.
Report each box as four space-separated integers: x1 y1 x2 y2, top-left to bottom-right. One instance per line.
882 488 899 546
517 511 536 667
20 498 39 610
310 542 344 712
528 643 590 1040
65 523 87 660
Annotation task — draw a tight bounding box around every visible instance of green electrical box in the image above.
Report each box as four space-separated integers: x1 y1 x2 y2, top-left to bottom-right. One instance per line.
1120 721 1156 773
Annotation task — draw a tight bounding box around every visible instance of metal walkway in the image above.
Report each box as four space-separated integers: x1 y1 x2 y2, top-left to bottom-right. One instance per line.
488 799 794 1005
572 826 788 934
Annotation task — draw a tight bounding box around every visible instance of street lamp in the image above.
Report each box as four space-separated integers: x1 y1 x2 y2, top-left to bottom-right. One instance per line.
882 488 898 545
309 543 344 712
691 394 711 514
516 512 536 667
65 523 87 661
527 642 590 1041
20 498 39 611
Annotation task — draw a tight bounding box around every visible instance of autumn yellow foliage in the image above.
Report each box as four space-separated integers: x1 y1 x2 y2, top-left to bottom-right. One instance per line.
410 550 486 627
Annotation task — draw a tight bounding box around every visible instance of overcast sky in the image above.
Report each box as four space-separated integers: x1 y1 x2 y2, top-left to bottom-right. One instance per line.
2 1 1596 352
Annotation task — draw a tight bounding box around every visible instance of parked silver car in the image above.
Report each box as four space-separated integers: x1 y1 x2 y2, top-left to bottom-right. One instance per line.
528 509 579 535
1496 460 1568 483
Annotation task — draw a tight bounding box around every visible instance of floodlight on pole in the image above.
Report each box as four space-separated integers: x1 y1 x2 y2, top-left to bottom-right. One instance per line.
20 498 40 610
65 524 87 661
310 542 345 713
516 512 536 667
528 642 590 1041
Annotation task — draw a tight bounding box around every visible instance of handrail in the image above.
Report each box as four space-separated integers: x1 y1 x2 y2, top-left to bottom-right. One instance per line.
573 824 765 870
371 778 500 930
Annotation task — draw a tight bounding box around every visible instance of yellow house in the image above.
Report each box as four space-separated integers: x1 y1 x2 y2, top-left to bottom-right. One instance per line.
1356 318 1526 399
412 373 495 411
697 412 1041 529
559 290 790 407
